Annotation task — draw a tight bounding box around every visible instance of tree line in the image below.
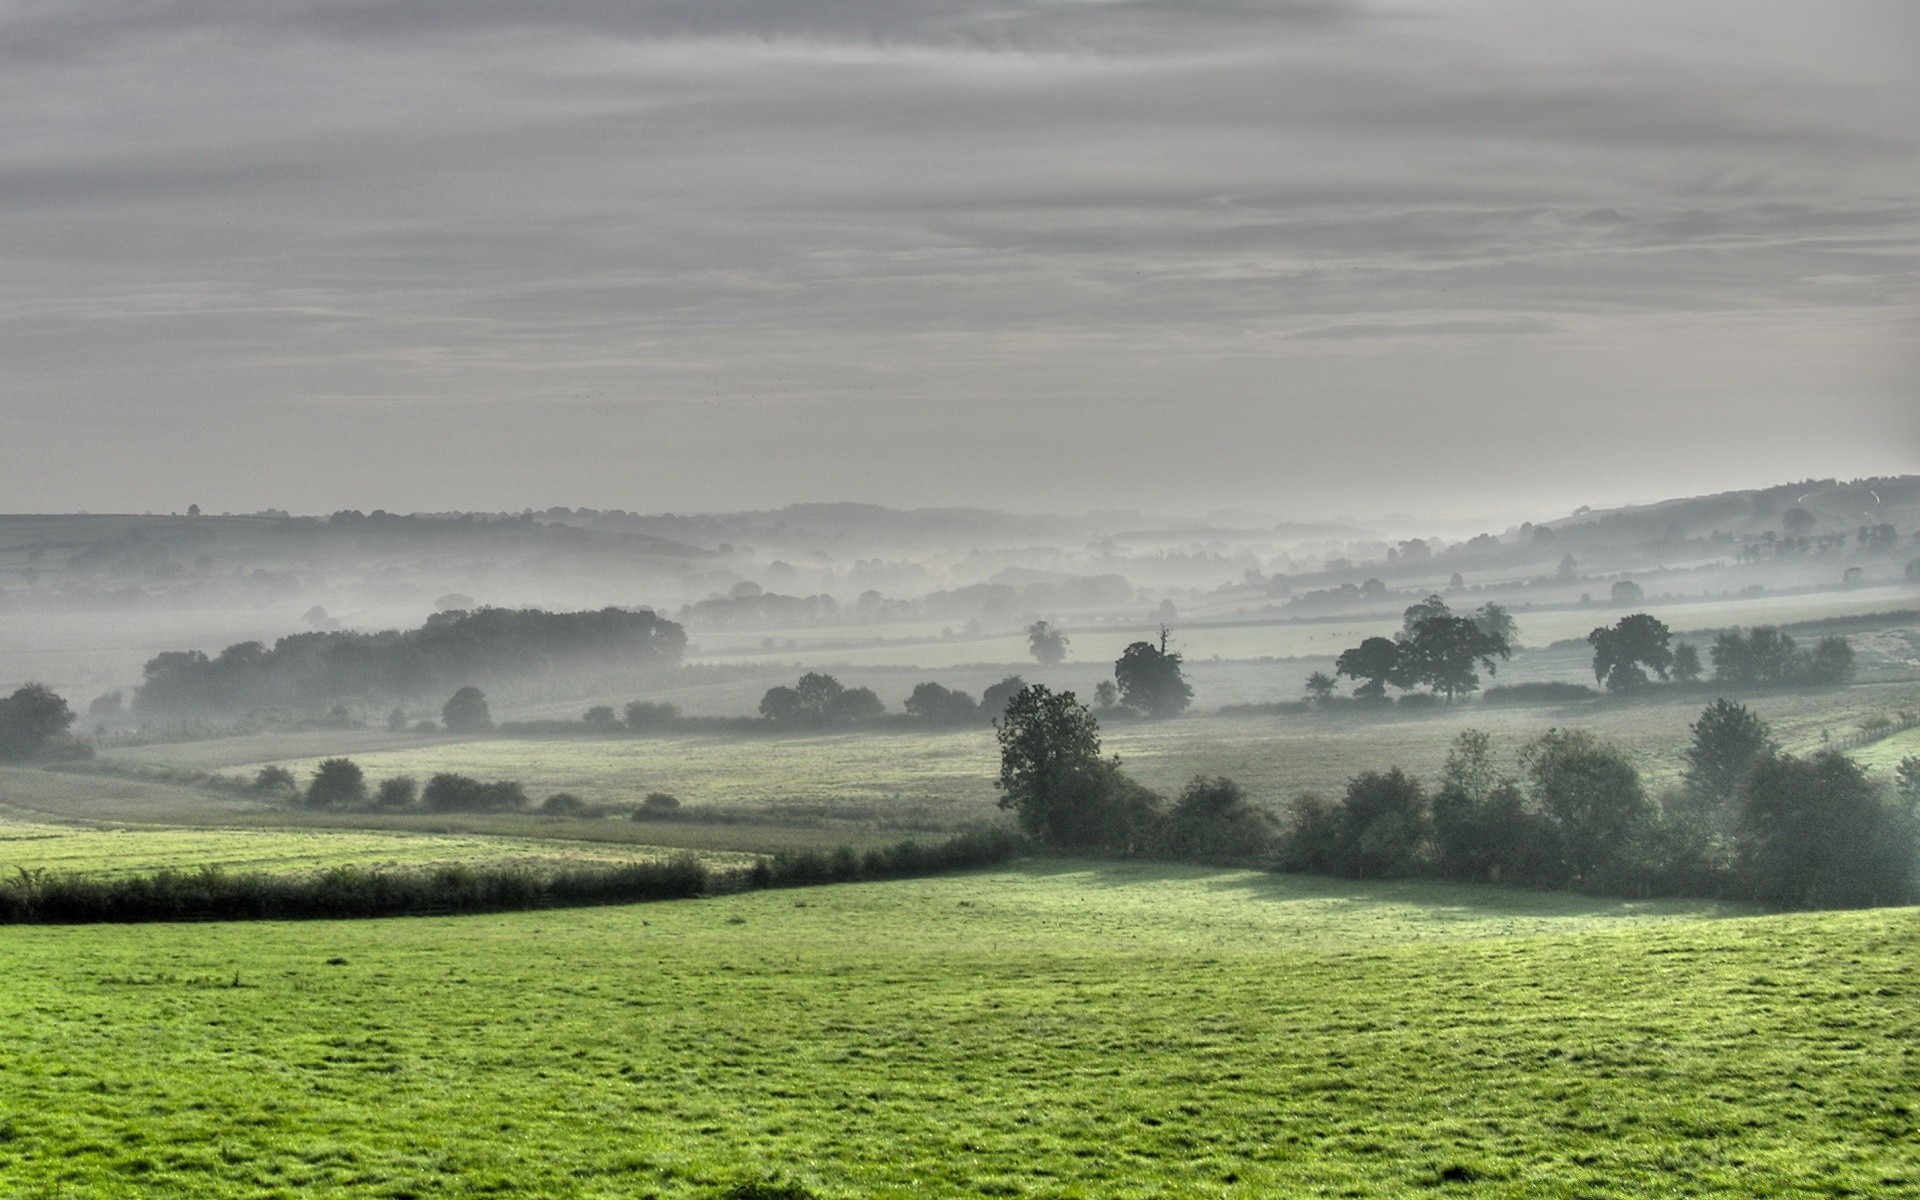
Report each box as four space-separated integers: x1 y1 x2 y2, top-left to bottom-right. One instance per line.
1314 596 1855 705
134 606 686 716
994 683 1918 909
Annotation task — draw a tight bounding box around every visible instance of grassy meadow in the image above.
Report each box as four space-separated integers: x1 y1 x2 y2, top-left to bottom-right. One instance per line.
0 818 754 879
85 679 1920 842
2 862 1916 1198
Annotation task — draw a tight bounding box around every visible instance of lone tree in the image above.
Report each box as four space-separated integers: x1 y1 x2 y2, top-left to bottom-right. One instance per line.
305 758 367 808
1114 631 1192 717
1683 699 1776 813
1471 603 1520 650
1334 637 1400 699
995 684 1158 850
442 686 493 733
0 683 77 761
1588 613 1674 692
1026 620 1070 665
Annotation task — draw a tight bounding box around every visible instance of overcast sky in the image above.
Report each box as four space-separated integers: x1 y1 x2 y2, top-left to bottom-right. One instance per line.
1 0 1915 521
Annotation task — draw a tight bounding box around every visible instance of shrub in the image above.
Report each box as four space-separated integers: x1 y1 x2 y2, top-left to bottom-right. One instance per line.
624 700 680 730
583 706 620 730
374 776 418 808
541 792 590 816
305 758 367 808
422 773 529 812
253 765 298 794
1151 776 1279 865
441 687 493 733
1396 692 1442 710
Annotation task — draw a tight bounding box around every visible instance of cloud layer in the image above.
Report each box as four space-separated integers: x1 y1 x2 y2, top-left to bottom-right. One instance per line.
0 0 1914 517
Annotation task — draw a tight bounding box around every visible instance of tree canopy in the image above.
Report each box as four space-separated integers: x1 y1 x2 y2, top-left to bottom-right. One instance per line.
1587 613 1673 692
1114 637 1192 717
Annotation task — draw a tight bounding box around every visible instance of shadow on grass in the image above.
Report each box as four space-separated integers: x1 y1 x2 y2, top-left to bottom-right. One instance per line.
1002 856 1748 921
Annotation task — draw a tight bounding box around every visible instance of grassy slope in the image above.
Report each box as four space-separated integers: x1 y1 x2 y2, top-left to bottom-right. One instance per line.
1 864 1915 1198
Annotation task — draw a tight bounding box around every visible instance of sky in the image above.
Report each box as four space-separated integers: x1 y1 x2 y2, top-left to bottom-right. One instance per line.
0 0 1915 522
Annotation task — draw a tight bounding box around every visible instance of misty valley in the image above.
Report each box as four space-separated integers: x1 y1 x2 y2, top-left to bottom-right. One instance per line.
2 478 1918 1196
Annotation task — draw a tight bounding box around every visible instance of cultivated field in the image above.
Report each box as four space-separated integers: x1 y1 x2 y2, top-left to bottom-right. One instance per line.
2 863 1915 1198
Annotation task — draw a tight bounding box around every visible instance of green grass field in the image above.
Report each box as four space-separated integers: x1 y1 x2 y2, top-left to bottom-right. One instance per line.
0 818 754 879
92 680 1920 840
1 863 1915 1198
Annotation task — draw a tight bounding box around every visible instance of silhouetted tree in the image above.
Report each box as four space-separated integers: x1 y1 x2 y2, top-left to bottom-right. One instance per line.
1587 613 1673 692
904 682 979 724
1303 671 1337 705
1671 641 1703 685
305 758 367 809
583 705 620 729
442 686 493 733
1472 602 1520 649
1610 579 1644 604
1396 600 1510 702
980 675 1027 720
1114 636 1192 717
1027 620 1070 665
1334 637 1400 699
1092 680 1119 710
0 684 78 761
1782 506 1816 535
1683 699 1776 815
995 685 1160 850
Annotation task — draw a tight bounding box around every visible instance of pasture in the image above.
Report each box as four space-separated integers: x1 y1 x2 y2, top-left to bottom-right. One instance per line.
93 679 1920 841
1 863 1915 1198
0 817 752 880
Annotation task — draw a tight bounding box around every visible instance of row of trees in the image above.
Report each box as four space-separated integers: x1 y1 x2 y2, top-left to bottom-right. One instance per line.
993 681 1917 908
136 606 686 715
756 630 1196 728
1324 598 1515 702
1584 616 1853 693
1285 698 1916 907
263 759 534 813
993 685 1276 860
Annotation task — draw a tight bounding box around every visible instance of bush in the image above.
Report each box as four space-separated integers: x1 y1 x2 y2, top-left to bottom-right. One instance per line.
541 792 590 816
374 776 418 808
253 765 297 794
1150 776 1279 865
305 758 367 808
1396 692 1442 710
422 773 529 812
624 700 680 730
442 687 493 733
583 706 620 730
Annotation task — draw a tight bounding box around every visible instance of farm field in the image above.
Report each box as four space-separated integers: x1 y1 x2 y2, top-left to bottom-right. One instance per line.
96 679 1920 836
0 817 751 879
683 583 1920 670
2 863 1916 1198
